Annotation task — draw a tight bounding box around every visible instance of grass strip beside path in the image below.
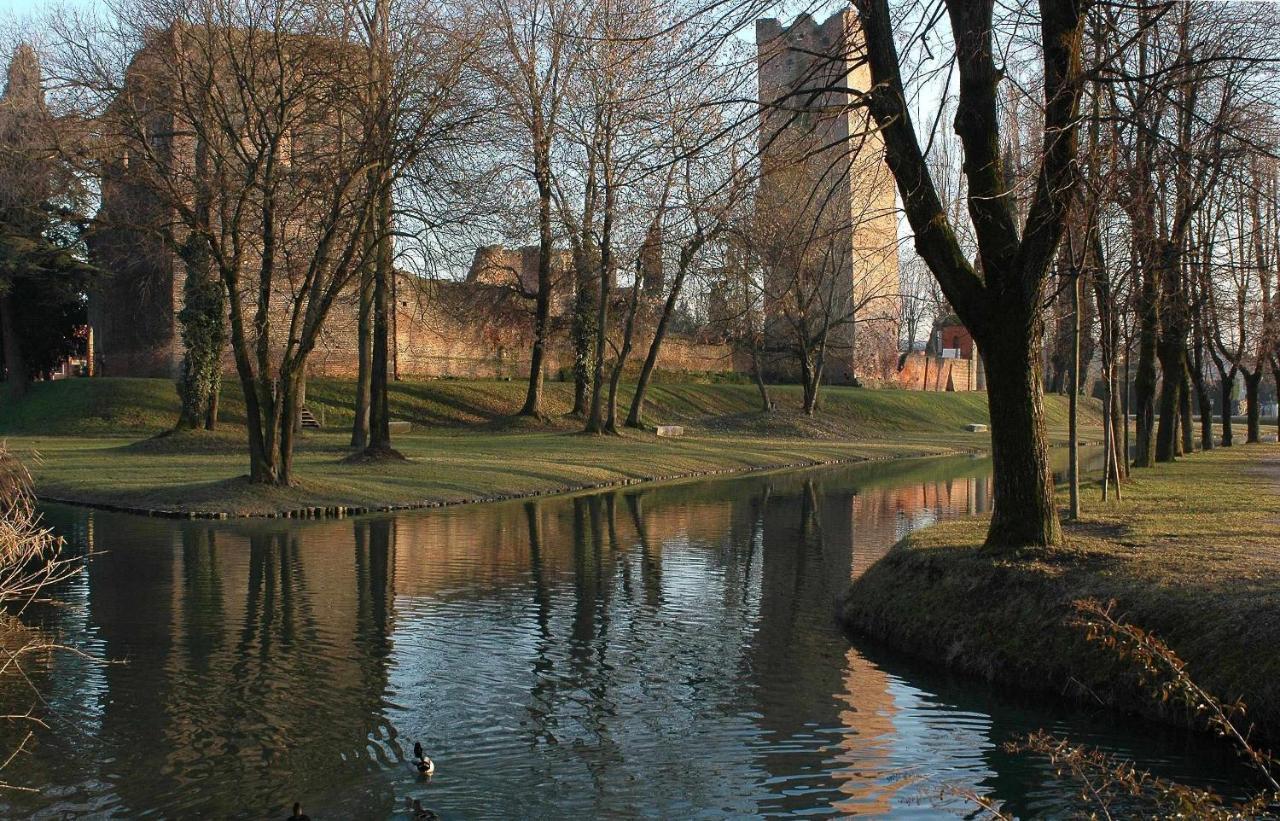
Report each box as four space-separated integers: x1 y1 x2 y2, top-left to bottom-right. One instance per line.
842 444 1280 741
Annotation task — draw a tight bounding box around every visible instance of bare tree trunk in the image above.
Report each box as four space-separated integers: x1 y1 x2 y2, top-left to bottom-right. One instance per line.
751 343 773 412
205 374 220 431
1068 270 1080 519
1269 361 1280 445
1244 369 1262 443
521 164 554 419
585 176 613 435
1192 369 1213 451
570 260 594 417
0 292 27 399
979 330 1062 549
1190 331 1213 451
1220 365 1237 446
366 215 395 454
605 285 641 434
280 370 300 485
626 263 687 429
1123 336 1132 465
351 263 373 448
1155 336 1184 462
800 349 819 416
239 372 278 484
1273 359 1280 444
1179 366 1194 455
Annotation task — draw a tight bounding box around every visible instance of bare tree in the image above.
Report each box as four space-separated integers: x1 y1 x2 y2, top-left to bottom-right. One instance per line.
855 0 1089 548
481 0 589 418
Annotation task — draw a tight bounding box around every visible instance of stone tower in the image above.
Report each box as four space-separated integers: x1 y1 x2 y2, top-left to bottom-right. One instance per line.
755 11 899 384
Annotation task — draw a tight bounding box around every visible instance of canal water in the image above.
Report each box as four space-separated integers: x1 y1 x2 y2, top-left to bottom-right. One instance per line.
1 451 1257 818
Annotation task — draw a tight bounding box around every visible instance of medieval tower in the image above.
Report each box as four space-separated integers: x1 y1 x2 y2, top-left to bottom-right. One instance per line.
756 11 900 384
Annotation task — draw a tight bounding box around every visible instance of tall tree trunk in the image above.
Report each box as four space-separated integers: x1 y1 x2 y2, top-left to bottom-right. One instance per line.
1244 369 1262 443
1133 264 1159 467
0 291 27 399
855 0 1084 551
1178 367 1193 455
585 178 613 435
205 373 220 431
521 163 554 419
978 328 1062 549
1192 369 1213 451
1154 339 1183 462
1273 359 1280 444
751 343 773 412
175 133 224 432
1190 330 1213 451
366 216 394 454
1068 270 1080 519
605 286 641 434
279 370 300 485
351 263 374 448
570 269 593 417
1220 365 1237 446
626 266 686 429
1122 336 1132 466
241 374 278 484
800 347 822 416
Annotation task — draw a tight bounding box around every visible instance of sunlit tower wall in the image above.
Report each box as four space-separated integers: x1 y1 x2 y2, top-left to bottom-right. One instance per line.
755 11 899 385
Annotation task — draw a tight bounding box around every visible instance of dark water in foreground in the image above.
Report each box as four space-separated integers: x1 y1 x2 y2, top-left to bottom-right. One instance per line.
1 451 1258 818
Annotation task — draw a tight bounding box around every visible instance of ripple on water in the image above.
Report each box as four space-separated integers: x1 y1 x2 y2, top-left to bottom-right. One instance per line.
1 454 1259 818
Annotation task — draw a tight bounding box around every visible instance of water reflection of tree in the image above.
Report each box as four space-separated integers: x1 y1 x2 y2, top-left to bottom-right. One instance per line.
71 516 404 816
623 493 662 609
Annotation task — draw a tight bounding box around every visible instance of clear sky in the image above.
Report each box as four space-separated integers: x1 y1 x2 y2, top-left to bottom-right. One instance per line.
6 0 100 18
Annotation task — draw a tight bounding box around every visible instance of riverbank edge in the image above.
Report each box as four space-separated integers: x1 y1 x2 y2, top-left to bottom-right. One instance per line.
35 446 958 520
840 445 1280 743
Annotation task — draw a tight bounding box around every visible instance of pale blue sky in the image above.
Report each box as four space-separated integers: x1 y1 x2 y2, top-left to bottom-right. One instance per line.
6 0 100 17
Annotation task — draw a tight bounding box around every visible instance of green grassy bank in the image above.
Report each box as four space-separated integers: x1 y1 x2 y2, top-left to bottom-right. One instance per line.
842 444 1280 740
2 377 1098 517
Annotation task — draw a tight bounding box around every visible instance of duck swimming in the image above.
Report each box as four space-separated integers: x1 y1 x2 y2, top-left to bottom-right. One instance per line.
412 741 435 776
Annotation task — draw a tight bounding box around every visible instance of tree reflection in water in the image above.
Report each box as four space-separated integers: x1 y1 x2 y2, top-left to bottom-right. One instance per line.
3 449 1254 818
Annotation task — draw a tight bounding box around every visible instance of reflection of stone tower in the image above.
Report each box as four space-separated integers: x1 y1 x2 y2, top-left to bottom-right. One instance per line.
756 12 900 384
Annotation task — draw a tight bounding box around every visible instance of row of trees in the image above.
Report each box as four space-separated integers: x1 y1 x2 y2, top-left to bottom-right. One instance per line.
5 0 907 475
864 0 1280 548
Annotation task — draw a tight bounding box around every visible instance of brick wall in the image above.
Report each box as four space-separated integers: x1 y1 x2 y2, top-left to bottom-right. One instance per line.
893 352 981 392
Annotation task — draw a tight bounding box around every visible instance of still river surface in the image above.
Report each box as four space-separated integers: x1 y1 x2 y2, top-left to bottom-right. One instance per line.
2 450 1258 818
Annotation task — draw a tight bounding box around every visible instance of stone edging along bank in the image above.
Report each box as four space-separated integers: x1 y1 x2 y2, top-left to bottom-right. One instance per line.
39 449 961 520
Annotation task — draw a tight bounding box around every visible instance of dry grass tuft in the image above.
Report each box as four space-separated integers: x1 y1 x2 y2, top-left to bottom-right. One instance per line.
0 442 84 793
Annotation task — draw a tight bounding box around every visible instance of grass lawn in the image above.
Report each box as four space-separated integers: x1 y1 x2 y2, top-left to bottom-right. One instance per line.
842 443 1280 740
2 377 1100 516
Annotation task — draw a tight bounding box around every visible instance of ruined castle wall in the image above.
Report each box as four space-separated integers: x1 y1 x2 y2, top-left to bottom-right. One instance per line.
281 275 740 381
893 353 978 392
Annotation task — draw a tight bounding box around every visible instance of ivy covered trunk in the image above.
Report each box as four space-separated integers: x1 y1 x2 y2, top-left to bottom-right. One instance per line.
175 255 225 431
175 137 223 432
